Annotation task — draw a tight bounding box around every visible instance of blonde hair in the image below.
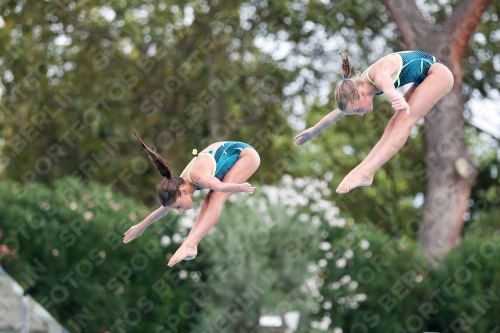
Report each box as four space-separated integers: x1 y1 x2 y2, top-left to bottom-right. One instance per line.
334 52 363 111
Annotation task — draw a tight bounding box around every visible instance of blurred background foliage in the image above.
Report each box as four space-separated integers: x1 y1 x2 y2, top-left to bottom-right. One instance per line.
0 0 499 332
2 177 500 332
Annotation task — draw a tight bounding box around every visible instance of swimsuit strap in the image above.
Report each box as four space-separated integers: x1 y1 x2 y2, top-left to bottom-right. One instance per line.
362 66 377 86
197 152 217 178
362 53 404 91
180 153 217 188
362 66 383 96
180 157 199 187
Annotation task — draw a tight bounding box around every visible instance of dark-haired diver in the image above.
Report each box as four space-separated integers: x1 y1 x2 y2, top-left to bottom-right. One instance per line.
124 132 260 267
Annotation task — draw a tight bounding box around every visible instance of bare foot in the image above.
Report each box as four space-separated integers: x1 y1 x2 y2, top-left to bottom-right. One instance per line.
168 243 198 267
336 171 373 194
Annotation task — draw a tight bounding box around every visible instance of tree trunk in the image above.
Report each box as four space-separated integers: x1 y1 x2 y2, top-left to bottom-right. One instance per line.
382 0 491 262
419 72 476 263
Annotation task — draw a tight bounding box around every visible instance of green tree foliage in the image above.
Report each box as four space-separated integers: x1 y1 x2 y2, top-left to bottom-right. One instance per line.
0 0 499 330
425 234 500 332
0 177 206 333
316 221 431 332
190 176 349 333
0 0 425 199
1 0 497 230
462 1 500 101
316 222 500 331
465 127 500 236
1 175 499 332
0 0 297 204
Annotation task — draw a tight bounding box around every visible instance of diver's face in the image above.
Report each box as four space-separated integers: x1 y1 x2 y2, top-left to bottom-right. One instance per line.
344 92 373 116
170 187 194 212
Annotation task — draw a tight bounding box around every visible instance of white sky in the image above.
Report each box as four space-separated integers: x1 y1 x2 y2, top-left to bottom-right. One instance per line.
467 90 500 138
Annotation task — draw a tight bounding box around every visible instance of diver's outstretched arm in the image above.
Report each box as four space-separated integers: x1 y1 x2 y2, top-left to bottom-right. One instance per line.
123 205 170 243
294 108 345 146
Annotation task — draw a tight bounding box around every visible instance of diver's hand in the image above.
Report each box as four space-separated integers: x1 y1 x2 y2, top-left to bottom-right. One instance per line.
238 182 255 194
294 128 318 147
123 224 146 243
392 96 410 114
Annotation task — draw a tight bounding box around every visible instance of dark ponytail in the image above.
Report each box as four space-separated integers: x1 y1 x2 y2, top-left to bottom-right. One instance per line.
134 131 172 179
134 130 184 207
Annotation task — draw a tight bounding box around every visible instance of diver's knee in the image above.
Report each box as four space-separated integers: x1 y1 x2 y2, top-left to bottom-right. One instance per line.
443 65 454 93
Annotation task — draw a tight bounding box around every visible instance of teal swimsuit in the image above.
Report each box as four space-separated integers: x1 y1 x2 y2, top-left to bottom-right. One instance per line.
363 50 445 94
181 141 255 190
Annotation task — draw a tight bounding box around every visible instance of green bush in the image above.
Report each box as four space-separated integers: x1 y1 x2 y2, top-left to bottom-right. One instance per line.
316 221 431 332
316 223 500 332
0 178 203 333
0 176 336 333
3 177 499 333
191 176 334 333
425 234 500 332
